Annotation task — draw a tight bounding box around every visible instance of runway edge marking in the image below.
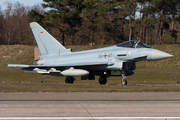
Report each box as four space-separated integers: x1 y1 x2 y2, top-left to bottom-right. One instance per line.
0 117 180 120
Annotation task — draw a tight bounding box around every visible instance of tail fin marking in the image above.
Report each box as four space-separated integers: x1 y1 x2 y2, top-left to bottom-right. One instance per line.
30 22 70 56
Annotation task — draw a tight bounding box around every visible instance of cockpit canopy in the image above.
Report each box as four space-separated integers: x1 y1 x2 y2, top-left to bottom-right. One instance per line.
116 40 152 48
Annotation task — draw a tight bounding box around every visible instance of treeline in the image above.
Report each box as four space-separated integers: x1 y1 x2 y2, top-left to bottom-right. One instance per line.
1 0 180 45
0 2 44 45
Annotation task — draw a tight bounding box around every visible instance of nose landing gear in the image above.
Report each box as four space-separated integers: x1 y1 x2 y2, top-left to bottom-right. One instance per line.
122 70 127 85
122 79 127 85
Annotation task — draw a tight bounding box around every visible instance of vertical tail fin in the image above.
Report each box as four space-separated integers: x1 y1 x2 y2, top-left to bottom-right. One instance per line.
30 22 71 56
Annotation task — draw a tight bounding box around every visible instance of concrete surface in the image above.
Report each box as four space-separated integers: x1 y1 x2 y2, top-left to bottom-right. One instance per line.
0 92 179 120
0 92 179 101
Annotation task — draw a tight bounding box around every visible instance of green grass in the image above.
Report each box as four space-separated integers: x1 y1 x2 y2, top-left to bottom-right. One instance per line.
0 68 179 92
0 44 180 92
0 45 34 68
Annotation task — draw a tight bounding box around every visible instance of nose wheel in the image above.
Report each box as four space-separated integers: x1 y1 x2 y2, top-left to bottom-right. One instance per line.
122 70 127 85
122 79 127 85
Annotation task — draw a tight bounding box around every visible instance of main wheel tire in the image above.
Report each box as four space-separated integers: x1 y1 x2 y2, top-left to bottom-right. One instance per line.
65 77 74 84
122 79 127 85
99 76 107 85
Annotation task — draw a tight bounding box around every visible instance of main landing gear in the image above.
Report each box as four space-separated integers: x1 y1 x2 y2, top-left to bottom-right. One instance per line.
65 76 75 84
99 71 108 85
99 76 107 85
121 70 127 85
64 70 128 85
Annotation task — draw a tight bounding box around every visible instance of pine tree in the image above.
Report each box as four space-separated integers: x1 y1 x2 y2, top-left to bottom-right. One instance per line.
150 0 176 44
42 0 84 45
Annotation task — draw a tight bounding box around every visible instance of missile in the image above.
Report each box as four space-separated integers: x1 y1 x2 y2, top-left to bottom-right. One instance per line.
60 68 89 76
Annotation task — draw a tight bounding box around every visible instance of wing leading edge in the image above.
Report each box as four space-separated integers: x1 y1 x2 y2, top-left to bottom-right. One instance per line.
8 61 114 68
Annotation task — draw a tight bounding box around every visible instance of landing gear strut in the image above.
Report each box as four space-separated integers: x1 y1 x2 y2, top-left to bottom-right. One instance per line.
65 77 75 84
122 70 127 85
99 76 107 85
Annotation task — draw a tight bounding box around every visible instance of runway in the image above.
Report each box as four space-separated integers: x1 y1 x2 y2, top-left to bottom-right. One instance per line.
0 92 179 120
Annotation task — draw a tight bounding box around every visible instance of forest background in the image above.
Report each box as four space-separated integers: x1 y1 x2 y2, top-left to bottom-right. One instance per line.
0 0 180 46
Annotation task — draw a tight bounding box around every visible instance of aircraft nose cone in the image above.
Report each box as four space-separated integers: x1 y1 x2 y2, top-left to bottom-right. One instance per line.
151 49 173 60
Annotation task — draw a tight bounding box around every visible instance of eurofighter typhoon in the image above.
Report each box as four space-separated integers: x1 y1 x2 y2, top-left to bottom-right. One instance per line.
8 22 173 85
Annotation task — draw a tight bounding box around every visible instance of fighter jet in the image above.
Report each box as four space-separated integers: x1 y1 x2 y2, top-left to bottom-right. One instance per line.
8 22 173 85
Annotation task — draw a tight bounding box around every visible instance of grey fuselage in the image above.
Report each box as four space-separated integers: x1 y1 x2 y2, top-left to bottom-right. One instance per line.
40 45 151 76
8 22 173 84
